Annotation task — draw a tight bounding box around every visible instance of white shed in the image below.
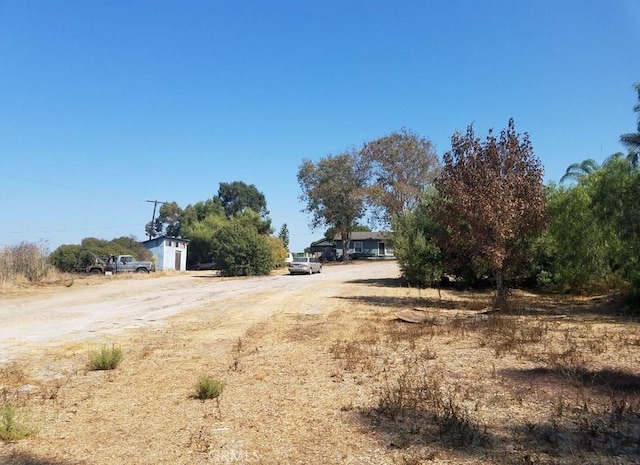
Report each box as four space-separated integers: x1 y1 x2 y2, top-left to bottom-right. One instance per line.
142 236 189 271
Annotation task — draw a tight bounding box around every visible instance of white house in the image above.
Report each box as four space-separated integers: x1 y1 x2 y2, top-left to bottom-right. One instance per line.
142 236 189 271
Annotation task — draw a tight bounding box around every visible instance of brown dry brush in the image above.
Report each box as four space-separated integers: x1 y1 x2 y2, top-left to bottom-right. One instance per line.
0 241 50 285
472 314 640 462
374 363 490 449
346 306 640 463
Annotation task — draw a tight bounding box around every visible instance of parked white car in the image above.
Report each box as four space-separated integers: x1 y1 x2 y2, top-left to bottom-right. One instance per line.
288 257 322 275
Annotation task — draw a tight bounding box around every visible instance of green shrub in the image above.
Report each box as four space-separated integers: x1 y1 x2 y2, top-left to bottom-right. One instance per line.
0 403 34 441
195 376 225 400
211 222 274 276
392 201 443 287
49 236 154 273
89 345 123 370
48 244 88 273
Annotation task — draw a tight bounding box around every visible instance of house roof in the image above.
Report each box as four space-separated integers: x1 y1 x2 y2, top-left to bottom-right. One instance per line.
310 238 335 248
334 231 391 241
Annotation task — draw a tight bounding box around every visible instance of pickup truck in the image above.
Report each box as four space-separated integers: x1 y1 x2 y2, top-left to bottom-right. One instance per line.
85 255 107 274
87 254 155 274
106 255 155 273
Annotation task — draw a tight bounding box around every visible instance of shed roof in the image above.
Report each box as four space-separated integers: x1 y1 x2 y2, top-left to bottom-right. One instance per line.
142 235 190 246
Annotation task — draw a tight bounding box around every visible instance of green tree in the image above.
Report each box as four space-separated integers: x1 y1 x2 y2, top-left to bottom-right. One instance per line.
620 82 640 168
210 220 273 276
392 192 442 287
360 128 441 226
182 215 226 268
154 201 184 237
180 200 227 268
278 223 290 250
544 183 613 290
433 119 547 309
181 198 225 227
544 153 640 292
589 153 640 288
297 150 367 261
218 181 272 234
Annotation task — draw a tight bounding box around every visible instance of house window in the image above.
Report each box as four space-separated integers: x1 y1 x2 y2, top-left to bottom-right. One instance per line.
353 242 363 253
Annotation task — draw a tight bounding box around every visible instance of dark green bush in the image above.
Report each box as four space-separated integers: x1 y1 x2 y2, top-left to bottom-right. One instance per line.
211 222 274 276
49 236 153 273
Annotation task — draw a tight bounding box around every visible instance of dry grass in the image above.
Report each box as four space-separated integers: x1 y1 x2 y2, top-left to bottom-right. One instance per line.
0 268 165 297
0 283 639 464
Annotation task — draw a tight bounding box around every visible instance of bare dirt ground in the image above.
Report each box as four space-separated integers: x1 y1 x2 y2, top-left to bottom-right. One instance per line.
1 261 639 465
0 264 357 363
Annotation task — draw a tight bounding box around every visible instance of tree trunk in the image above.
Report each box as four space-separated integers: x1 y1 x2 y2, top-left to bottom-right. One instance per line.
494 271 507 311
343 238 351 262
341 230 351 263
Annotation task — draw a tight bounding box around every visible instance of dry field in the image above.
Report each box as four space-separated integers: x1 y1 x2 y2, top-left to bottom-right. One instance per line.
1 262 639 464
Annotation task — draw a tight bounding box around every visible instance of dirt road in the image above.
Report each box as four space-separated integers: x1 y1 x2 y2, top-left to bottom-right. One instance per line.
0 261 400 362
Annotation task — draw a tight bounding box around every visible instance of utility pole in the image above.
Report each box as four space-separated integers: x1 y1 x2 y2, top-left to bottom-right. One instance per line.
146 200 167 240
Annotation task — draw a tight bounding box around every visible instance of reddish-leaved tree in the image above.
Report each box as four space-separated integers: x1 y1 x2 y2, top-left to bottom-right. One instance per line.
433 119 547 309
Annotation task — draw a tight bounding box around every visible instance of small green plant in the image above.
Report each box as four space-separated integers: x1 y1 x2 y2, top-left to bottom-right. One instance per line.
0 403 34 441
195 376 225 400
89 345 123 370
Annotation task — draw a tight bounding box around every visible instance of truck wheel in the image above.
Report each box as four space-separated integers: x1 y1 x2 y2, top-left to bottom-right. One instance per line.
90 268 102 274
136 268 149 273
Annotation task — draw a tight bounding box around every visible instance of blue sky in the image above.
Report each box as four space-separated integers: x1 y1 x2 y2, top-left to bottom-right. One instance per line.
1 1 639 254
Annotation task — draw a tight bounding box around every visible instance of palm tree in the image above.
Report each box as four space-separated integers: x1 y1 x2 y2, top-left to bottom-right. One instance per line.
559 158 600 184
620 82 640 169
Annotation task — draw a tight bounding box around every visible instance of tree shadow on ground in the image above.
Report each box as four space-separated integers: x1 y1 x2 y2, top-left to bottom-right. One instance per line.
357 387 640 464
498 366 640 459
346 277 407 288
503 291 640 323
188 272 224 279
506 399 640 462
334 294 491 312
0 453 83 465
356 405 495 461
501 366 640 395
344 278 638 322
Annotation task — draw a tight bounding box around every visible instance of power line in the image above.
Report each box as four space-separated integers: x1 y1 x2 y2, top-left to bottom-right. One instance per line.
0 171 149 204
0 224 143 234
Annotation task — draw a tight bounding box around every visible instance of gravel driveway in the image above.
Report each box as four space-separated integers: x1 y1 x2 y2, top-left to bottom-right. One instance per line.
0 261 399 362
